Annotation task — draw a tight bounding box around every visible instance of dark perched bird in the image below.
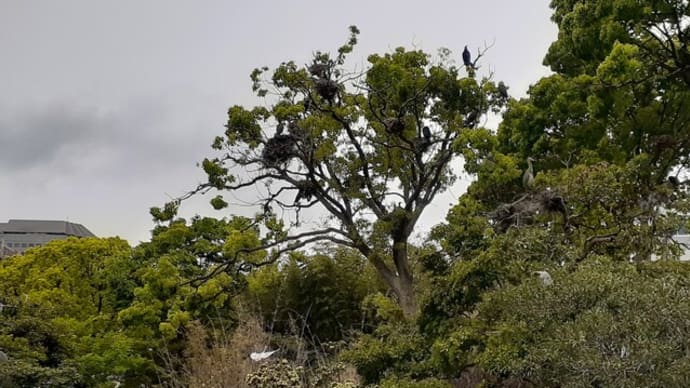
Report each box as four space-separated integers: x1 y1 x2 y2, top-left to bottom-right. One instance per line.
543 194 567 215
497 81 509 98
422 126 431 142
294 188 307 204
294 181 317 204
539 191 569 229
287 121 300 136
276 122 284 135
668 176 680 187
462 46 472 68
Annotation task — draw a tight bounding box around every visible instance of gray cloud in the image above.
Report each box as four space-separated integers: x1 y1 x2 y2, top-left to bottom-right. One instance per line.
0 103 105 170
0 0 557 244
0 95 222 179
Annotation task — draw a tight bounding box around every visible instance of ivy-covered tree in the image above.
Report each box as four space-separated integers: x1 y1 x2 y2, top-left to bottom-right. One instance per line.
158 27 507 317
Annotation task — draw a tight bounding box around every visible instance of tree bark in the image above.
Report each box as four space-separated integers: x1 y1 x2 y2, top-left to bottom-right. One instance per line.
365 245 417 319
391 273 417 318
390 240 417 318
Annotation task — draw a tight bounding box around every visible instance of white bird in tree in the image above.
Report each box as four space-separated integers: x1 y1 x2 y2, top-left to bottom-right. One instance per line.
534 271 553 286
250 349 278 361
523 156 535 189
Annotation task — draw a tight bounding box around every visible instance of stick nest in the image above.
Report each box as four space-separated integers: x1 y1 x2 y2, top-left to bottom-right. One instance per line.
491 190 567 233
262 134 297 166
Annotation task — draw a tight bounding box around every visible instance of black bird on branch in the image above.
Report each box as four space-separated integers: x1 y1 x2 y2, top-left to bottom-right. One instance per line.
415 125 433 153
462 46 473 69
422 126 431 142
497 81 509 98
293 180 318 204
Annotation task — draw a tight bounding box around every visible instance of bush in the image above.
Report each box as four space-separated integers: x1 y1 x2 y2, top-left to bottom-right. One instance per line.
438 257 690 387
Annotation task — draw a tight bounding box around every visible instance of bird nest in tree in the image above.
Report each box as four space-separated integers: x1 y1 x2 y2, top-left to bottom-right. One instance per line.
262 134 297 166
491 190 567 233
383 117 405 134
314 78 338 102
308 63 331 79
287 121 305 138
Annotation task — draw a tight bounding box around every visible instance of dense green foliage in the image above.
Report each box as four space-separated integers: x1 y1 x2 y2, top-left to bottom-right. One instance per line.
0 216 266 387
245 247 382 343
2 1 690 386
466 258 690 387
0 237 145 387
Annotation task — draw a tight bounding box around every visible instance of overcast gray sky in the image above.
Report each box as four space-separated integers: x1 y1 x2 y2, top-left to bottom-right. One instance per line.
1 1 557 245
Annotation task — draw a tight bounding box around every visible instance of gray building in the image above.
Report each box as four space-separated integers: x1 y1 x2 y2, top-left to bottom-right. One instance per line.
0 219 95 257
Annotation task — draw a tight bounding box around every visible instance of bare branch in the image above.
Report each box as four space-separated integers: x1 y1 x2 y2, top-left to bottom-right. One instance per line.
184 227 353 286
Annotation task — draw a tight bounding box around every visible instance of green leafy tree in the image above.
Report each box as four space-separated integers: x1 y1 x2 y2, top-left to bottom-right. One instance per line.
119 217 263 363
546 0 690 85
0 237 147 387
437 0 690 264
415 0 690 385
336 0 690 384
160 27 507 317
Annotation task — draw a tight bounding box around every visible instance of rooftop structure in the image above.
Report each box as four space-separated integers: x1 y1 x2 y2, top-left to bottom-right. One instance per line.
0 219 95 257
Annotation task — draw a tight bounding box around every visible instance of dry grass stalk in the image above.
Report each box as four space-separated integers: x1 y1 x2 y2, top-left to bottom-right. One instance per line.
183 315 270 388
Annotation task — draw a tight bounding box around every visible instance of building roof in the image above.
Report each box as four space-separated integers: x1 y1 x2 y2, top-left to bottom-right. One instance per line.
0 219 95 237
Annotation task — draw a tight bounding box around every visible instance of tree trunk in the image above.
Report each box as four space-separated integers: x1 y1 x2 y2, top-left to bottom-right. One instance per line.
390 240 417 318
360 237 418 318
391 274 417 318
